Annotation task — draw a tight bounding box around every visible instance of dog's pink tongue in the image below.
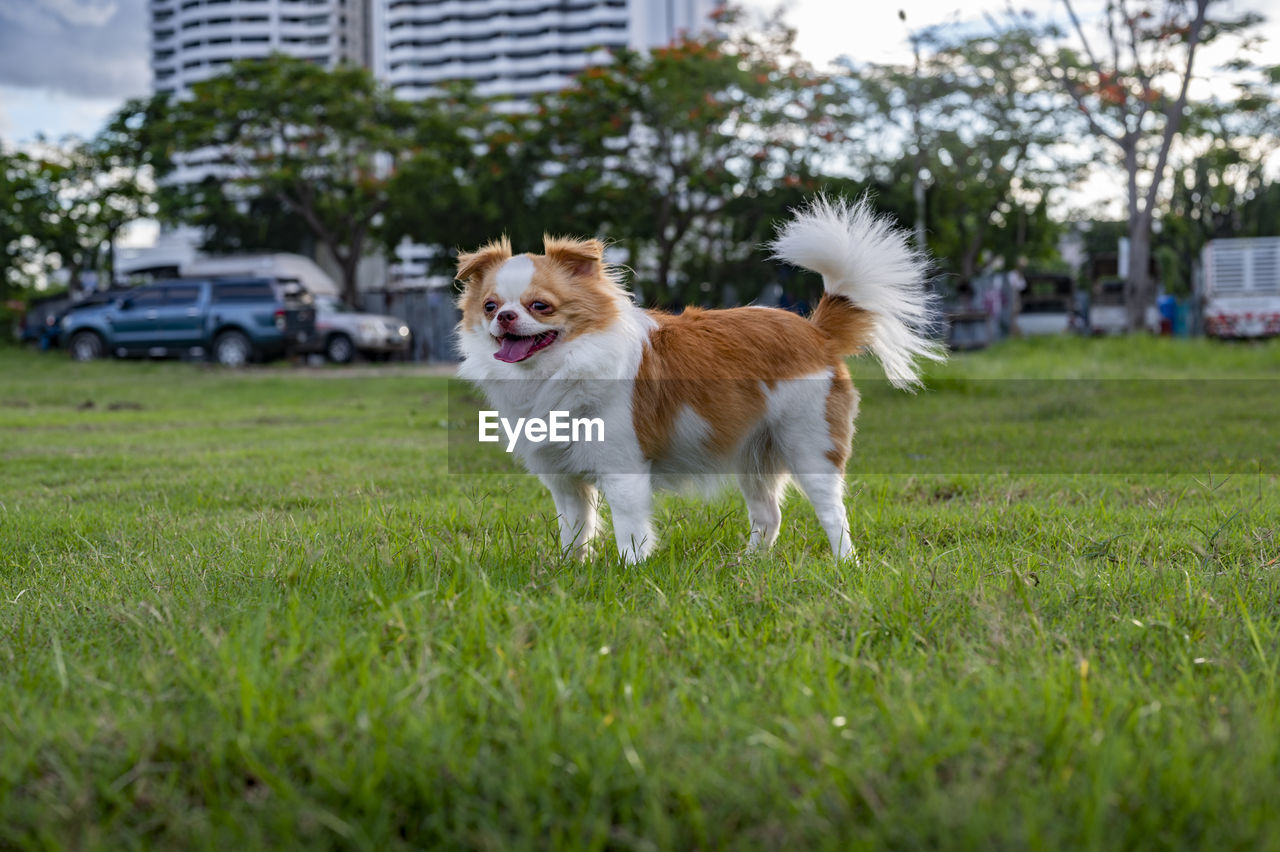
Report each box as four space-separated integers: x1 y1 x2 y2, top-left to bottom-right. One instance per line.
495 335 537 363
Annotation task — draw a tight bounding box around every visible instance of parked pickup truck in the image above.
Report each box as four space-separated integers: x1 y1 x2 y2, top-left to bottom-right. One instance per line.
60 277 316 366
306 294 412 363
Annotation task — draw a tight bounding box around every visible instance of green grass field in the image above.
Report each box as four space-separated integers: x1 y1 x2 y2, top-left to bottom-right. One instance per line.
2 337 1278 849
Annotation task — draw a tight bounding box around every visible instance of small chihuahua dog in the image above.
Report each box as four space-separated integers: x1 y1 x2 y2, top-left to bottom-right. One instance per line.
455 197 943 563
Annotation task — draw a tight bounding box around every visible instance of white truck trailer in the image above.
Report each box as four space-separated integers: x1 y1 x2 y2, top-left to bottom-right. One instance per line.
1201 237 1280 338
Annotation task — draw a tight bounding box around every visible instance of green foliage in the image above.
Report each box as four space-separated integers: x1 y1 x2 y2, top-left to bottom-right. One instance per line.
15 3 1276 315
848 23 1081 285
162 176 315 257
2 338 1279 846
0 133 152 294
381 85 545 277
541 8 852 304
382 8 855 306
1032 0 1273 322
137 56 418 304
0 146 39 295
1156 80 1280 294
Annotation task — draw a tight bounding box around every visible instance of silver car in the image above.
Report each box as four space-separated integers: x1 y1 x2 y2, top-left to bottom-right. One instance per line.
313 296 412 363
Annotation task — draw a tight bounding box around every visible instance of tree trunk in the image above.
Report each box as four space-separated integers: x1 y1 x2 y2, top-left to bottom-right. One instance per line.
340 254 362 310
104 226 119 290
1125 214 1154 332
67 258 84 297
1122 139 1148 332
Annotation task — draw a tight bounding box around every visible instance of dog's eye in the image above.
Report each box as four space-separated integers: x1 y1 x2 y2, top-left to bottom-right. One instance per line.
483 300 497 314
530 301 553 314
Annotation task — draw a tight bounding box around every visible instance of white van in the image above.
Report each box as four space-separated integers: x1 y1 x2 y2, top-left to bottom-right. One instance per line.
117 243 342 300
180 254 341 298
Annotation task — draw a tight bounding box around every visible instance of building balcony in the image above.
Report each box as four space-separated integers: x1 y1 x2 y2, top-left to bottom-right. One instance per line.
387 44 611 78
385 0 613 20
387 21 626 55
386 2 625 33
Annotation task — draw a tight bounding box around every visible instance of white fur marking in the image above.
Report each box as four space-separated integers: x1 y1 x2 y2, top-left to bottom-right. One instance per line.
495 255 535 302
770 196 945 389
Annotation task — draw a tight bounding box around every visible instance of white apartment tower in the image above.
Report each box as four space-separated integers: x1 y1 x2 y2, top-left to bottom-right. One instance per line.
151 0 373 95
375 0 717 100
152 0 715 98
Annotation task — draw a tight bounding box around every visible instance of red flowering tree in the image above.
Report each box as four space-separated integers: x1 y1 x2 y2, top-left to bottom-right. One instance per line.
534 7 853 305
1038 0 1264 328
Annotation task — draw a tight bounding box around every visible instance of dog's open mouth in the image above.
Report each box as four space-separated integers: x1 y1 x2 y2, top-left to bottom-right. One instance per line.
494 330 559 363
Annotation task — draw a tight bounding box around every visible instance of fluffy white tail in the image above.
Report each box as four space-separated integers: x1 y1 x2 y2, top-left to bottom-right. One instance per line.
770 196 946 389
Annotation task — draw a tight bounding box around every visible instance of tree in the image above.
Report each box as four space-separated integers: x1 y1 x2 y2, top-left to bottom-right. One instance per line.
158 175 314 257
381 8 852 306
0 146 41 296
0 135 153 295
109 94 313 259
845 23 1082 287
1039 0 1265 328
534 6 853 305
1155 59 1280 293
380 86 550 279
1159 141 1275 294
139 56 418 305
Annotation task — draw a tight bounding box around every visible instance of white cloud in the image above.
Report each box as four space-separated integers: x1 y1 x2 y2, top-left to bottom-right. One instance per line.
0 0 147 100
42 0 120 28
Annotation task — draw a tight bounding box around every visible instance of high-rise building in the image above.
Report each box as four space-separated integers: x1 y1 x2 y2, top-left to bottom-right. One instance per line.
151 0 372 96
375 0 716 101
151 0 714 99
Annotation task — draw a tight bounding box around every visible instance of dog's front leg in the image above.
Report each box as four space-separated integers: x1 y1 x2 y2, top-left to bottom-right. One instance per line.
600 473 654 564
541 474 600 560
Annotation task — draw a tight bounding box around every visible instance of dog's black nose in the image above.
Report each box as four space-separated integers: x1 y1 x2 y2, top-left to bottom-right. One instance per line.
497 310 518 325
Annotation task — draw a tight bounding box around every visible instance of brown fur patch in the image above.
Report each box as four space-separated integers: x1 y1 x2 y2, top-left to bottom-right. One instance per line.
633 304 863 460
456 236 512 288
824 360 859 467
455 237 513 323
543 235 606 279
810 294 874 356
523 253 622 341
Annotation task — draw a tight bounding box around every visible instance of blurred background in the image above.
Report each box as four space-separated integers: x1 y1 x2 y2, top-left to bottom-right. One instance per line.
3 0 1278 362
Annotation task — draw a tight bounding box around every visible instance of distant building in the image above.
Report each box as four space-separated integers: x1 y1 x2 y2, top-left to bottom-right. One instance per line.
146 0 718 286
150 0 373 97
376 0 716 101
151 0 714 99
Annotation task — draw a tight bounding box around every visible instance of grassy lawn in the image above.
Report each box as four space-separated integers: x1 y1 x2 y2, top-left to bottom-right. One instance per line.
2 337 1278 849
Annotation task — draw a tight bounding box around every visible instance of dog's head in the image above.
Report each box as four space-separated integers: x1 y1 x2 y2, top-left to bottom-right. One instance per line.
455 235 625 366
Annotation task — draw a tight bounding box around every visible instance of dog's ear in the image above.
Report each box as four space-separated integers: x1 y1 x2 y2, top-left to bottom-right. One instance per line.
456 236 513 286
543 235 605 279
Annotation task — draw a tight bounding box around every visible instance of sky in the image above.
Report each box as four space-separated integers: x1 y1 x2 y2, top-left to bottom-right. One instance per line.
0 0 1062 144
0 0 1275 237
3 0 1276 142
0 0 150 142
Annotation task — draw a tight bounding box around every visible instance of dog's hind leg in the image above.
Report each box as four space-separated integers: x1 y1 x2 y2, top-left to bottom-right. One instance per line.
542 474 600 560
793 469 854 561
738 472 787 552
769 369 857 561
